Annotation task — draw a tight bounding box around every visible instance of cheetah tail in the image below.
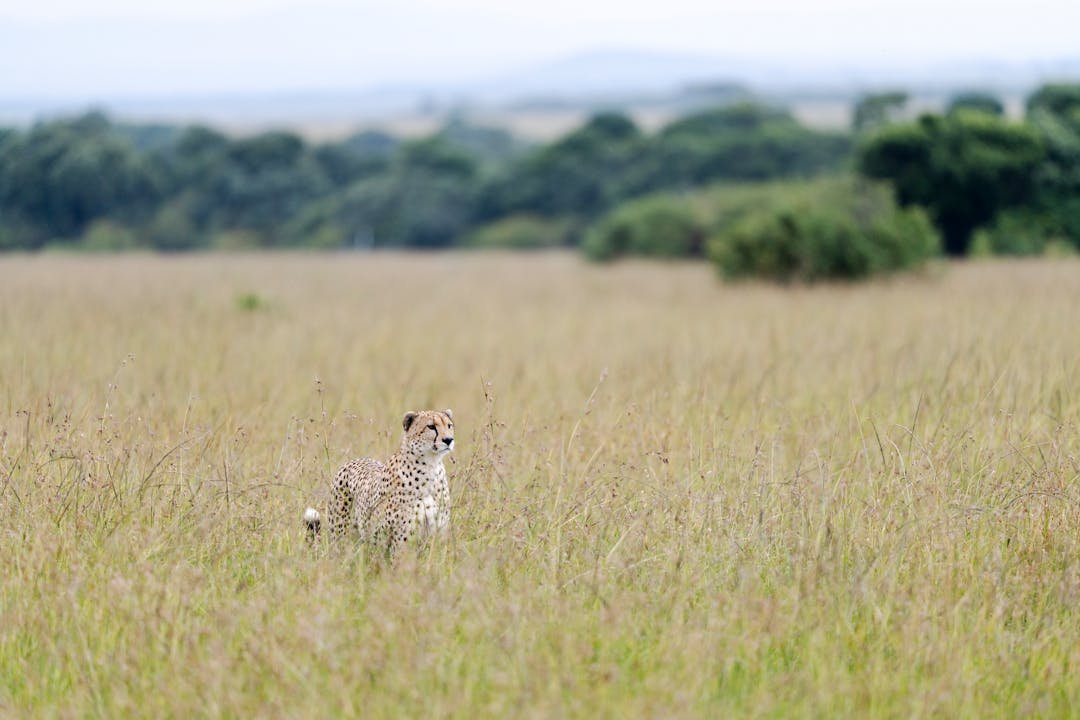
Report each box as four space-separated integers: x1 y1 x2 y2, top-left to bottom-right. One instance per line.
303 507 321 542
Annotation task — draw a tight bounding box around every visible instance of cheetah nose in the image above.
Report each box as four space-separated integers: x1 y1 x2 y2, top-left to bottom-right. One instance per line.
443 437 454 447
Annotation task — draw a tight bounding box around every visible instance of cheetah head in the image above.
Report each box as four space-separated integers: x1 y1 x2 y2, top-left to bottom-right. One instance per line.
401 408 455 459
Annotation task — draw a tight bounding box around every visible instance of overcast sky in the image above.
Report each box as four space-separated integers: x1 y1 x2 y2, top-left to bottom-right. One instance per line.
2 0 1078 98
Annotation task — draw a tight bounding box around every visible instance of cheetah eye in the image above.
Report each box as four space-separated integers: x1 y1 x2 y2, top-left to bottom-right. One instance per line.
427 423 436 431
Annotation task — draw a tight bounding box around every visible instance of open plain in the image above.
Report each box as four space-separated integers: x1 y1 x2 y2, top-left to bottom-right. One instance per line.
0 252 1077 717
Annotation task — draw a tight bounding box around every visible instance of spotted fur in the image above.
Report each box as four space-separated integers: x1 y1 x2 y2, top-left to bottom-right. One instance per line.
304 409 454 555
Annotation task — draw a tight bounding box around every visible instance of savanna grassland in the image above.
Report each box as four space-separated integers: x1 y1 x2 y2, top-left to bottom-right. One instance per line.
0 252 1077 718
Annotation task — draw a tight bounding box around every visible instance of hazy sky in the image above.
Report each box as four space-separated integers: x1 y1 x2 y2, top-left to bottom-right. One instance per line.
2 0 1078 98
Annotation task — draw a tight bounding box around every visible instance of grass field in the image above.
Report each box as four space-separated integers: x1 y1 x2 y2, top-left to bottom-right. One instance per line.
0 252 1077 718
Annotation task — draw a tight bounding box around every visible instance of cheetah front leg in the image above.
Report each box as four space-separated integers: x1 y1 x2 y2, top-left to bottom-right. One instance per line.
419 496 439 533
376 501 430 557
435 492 450 534
410 496 449 545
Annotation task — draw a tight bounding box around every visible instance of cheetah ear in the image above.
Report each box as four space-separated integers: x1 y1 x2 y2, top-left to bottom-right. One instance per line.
402 411 419 432
443 408 453 421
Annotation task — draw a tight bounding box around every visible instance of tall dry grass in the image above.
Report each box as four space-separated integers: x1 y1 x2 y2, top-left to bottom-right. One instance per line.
0 252 1077 718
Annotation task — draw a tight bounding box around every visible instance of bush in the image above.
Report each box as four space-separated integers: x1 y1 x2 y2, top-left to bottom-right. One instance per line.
211 229 265 251
146 197 204 251
81 219 139 251
582 195 706 261
947 92 1005 117
1026 83 1080 117
234 291 267 312
465 215 571 249
969 211 1065 257
707 179 940 282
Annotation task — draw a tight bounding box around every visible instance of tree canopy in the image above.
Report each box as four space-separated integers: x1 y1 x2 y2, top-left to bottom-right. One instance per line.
2 83 1078 265
858 110 1045 255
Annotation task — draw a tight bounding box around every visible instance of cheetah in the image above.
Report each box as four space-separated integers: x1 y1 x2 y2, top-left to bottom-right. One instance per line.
304 409 454 555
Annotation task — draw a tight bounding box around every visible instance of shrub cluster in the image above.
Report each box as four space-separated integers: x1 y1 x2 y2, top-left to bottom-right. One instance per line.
584 178 940 281
706 180 940 282
582 195 706 261
969 210 1077 257
464 215 572 250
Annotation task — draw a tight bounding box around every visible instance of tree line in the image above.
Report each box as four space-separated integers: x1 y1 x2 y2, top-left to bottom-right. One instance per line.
1 84 1078 279
0 103 847 251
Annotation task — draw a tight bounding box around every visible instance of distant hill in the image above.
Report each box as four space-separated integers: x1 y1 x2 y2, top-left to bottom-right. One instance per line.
476 50 765 98
2 48 1077 133
485 49 1080 98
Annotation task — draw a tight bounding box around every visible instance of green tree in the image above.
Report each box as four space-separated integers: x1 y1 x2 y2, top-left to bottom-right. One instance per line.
477 112 644 221
341 129 398 156
0 113 163 248
115 122 184 152
312 141 389 186
947 92 1005 117
852 92 909 133
632 103 850 190
436 117 526 168
1026 84 1080 117
1025 83 1080 247
199 131 332 245
662 103 791 136
858 112 1044 255
290 137 481 249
